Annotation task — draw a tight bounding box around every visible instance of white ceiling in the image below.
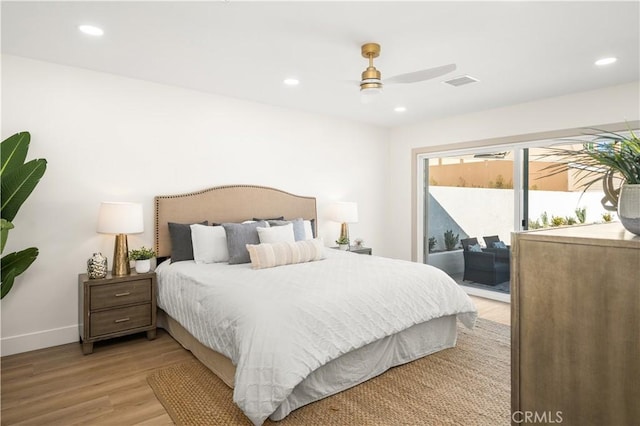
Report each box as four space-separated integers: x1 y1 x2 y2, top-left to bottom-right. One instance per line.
2 1 639 128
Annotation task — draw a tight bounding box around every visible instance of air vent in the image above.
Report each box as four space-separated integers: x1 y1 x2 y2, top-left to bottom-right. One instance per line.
443 75 479 87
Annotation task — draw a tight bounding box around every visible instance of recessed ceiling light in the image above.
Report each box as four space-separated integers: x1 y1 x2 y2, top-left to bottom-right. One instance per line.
394 106 407 113
283 78 299 86
595 57 617 66
78 25 104 36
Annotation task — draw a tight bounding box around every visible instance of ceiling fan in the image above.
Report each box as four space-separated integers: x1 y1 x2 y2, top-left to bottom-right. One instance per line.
359 42 456 100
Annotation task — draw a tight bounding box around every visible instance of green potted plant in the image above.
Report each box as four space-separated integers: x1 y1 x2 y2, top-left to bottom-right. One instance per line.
335 236 350 250
540 128 640 235
1 132 47 299
129 246 156 273
443 230 459 251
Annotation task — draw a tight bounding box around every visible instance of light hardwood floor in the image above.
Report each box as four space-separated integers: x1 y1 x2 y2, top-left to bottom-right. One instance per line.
1 296 509 425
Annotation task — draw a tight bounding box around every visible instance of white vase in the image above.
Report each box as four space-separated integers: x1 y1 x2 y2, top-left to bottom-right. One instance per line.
338 244 349 251
135 259 151 273
618 183 640 236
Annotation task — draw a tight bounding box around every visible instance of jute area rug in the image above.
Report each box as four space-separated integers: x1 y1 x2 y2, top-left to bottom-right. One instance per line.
147 318 510 425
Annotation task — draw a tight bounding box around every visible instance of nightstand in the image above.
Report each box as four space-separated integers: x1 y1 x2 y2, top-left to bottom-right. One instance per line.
332 246 372 255
349 246 372 255
78 271 157 354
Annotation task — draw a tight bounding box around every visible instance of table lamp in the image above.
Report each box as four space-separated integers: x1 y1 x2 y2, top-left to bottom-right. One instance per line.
97 202 144 275
331 201 359 244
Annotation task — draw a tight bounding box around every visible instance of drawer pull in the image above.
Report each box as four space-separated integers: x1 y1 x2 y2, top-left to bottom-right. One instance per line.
114 292 131 297
114 317 130 323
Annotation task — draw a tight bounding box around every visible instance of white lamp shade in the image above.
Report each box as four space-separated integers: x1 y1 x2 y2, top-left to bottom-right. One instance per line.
97 202 144 234
331 202 359 223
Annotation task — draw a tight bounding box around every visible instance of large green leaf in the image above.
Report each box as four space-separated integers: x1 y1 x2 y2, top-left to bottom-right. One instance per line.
1 269 16 300
0 247 38 299
0 132 30 176
1 219 14 254
0 158 47 222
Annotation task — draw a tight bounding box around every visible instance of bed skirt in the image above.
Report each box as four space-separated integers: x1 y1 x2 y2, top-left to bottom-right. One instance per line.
157 308 458 421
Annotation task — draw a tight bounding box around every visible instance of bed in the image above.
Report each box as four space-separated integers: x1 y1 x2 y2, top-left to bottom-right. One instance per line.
154 184 477 425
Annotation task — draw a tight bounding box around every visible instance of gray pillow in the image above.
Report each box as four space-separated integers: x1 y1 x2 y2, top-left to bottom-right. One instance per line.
222 221 267 264
493 241 507 249
268 218 306 241
469 243 483 252
168 221 208 263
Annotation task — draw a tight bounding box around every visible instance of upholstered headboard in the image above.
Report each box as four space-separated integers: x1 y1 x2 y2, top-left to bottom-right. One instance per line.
154 185 317 258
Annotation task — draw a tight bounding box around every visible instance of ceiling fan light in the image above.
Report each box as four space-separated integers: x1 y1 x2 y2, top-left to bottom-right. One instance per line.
360 78 383 92
360 84 382 104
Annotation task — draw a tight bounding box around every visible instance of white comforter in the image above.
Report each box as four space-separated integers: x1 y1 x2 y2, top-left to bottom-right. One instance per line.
156 249 477 425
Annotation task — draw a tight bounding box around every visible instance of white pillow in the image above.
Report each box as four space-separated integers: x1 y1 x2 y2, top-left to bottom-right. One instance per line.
190 224 229 263
257 223 295 244
303 220 314 240
247 238 326 269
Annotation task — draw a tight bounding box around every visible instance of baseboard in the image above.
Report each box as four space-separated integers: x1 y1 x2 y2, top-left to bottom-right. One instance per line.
1 325 78 356
461 285 511 303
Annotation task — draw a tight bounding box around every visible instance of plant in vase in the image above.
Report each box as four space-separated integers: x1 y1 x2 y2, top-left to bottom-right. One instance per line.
443 230 459 251
540 128 640 235
335 236 350 250
129 246 156 273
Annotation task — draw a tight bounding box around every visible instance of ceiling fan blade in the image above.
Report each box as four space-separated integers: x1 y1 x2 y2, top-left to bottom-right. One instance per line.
386 63 457 85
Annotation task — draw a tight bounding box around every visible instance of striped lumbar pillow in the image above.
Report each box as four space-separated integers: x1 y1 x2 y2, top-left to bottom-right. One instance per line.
246 238 325 269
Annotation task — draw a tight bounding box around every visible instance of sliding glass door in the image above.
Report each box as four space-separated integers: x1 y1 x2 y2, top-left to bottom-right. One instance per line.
423 150 516 298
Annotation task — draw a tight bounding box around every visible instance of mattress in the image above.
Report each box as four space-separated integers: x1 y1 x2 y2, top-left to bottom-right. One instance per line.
156 249 477 424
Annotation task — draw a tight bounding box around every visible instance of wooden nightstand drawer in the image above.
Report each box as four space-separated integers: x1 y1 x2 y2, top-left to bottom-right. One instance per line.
90 303 152 337
79 271 157 354
90 279 151 310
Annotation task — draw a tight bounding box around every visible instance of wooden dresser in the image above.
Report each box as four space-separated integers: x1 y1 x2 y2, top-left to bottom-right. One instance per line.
511 223 640 425
79 271 157 354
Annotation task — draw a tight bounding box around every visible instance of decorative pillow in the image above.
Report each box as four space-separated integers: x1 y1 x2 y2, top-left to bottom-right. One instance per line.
246 238 326 269
258 223 295 244
190 224 229 263
469 243 483 252
168 221 208 263
304 219 315 239
268 218 307 241
493 241 507 249
222 221 267 264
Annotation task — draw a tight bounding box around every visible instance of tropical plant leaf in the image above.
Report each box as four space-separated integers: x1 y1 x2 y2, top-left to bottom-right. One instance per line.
1 218 14 254
0 247 38 299
1 268 16 299
0 132 30 176
0 159 47 222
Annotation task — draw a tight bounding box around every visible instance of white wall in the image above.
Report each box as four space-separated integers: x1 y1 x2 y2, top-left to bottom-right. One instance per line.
388 81 640 261
0 55 390 355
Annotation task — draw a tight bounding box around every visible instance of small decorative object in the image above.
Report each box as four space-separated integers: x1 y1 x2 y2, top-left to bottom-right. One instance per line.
87 252 108 279
539 128 640 235
353 238 364 248
129 246 156 273
335 236 350 250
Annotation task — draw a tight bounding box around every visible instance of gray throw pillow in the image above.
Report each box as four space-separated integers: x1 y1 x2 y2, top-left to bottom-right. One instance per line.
268 218 306 241
493 241 507 249
222 221 267 264
168 221 208 263
469 243 483 252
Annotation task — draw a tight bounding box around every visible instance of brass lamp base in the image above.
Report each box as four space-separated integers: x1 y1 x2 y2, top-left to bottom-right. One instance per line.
112 233 130 276
339 223 350 242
